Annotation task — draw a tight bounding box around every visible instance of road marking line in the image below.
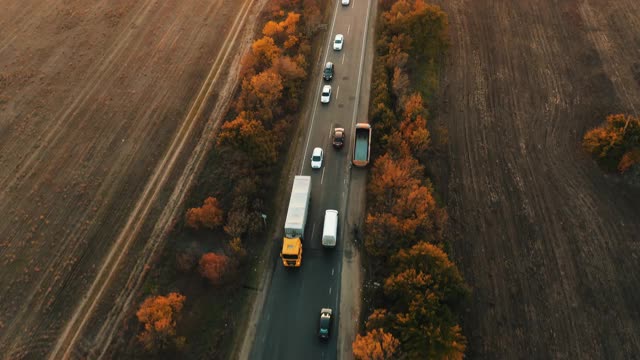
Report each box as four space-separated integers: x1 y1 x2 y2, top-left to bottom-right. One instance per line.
329 287 332 295
342 53 345 64
336 85 340 100
321 167 326 184
347 24 351 35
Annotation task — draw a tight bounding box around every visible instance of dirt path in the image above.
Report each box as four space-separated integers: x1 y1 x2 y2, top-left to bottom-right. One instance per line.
432 0 640 358
0 1 261 358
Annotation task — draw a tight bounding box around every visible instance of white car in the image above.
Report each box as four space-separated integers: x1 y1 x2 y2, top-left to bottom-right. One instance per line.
333 34 344 51
311 147 324 169
341 0 350 5
320 85 332 104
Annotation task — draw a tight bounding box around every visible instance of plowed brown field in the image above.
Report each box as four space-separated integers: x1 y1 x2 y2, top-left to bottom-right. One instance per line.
433 0 640 358
0 0 264 358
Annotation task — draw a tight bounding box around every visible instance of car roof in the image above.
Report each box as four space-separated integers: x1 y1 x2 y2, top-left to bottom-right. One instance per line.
325 61 333 67
335 34 343 39
322 85 331 92
312 147 323 155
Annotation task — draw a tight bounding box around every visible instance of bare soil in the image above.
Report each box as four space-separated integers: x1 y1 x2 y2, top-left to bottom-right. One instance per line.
0 0 259 358
430 0 640 358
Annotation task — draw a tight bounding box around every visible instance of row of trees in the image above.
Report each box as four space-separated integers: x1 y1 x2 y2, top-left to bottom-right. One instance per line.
135 0 323 353
353 1 469 359
583 114 640 173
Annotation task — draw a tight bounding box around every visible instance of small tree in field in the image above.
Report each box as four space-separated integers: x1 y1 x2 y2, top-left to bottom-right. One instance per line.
136 292 186 352
583 114 640 172
185 197 224 230
199 252 231 286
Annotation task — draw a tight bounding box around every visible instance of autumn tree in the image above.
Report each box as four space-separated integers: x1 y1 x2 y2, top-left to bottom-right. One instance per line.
391 66 410 101
365 309 393 332
236 69 284 123
263 12 301 49
383 0 449 62
216 112 278 164
199 252 231 286
251 36 282 71
185 197 224 230
583 114 640 172
229 237 248 260
136 292 186 352
224 207 252 238
368 153 423 209
385 34 412 70
273 56 306 81
352 328 400 360
378 242 469 359
618 148 640 173
391 242 469 310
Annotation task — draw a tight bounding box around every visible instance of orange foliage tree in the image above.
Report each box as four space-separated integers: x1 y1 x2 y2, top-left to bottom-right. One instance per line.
365 153 446 257
185 197 224 230
251 36 282 71
383 0 449 61
583 114 640 172
199 252 231 286
262 12 301 48
352 328 400 360
136 292 186 352
216 112 278 164
391 242 468 309
379 242 469 359
236 69 284 123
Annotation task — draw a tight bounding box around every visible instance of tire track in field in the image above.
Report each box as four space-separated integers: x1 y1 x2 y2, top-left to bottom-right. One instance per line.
0 3 187 355
0 0 157 203
437 0 640 358
47 0 255 358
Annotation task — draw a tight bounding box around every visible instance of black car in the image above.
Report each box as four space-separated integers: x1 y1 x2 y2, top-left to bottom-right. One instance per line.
318 308 333 340
332 127 345 149
323 62 334 81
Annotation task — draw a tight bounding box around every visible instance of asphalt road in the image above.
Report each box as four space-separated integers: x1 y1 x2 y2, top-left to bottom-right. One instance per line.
249 1 374 359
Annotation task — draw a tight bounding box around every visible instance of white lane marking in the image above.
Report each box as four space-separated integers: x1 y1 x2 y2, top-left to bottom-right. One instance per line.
311 223 316 240
342 53 345 64
332 268 335 276
299 1 341 173
347 24 351 35
329 287 332 295
336 85 340 100
321 166 326 184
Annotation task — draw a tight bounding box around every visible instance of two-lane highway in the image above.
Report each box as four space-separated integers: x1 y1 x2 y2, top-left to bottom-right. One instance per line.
249 1 373 359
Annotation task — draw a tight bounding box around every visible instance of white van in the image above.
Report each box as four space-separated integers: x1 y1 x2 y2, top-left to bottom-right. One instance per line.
322 210 338 247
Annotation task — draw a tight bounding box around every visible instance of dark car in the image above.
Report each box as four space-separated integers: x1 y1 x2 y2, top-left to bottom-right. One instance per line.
332 127 345 149
318 308 333 340
323 62 334 81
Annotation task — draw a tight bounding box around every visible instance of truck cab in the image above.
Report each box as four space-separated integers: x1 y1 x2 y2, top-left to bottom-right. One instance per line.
281 238 302 267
